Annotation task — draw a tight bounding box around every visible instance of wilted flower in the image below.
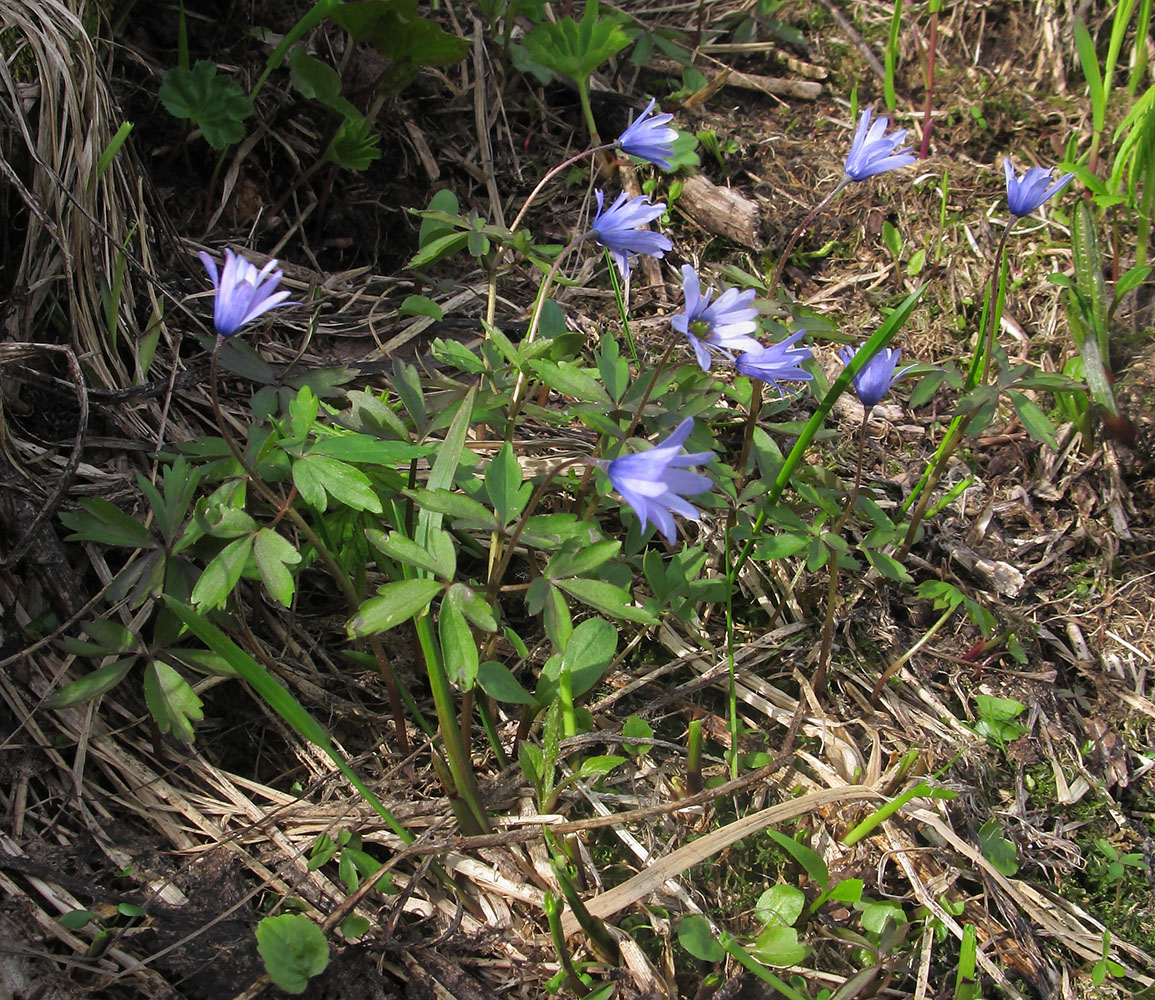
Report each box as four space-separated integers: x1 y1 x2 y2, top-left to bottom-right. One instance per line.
843 108 916 181
1003 157 1075 217
604 418 712 544
839 344 915 407
199 249 294 337
589 189 673 280
673 265 762 371
617 98 677 170
735 331 814 388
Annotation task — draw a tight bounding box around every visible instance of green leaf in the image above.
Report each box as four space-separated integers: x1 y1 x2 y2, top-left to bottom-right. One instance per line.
143 660 203 743
399 294 443 321
755 884 806 928
253 528 301 607
293 454 383 512
407 229 471 270
556 577 656 623
754 532 810 560
349 579 443 637
418 189 461 247
59 909 97 930
191 534 253 611
477 660 538 706
60 497 155 548
677 914 724 962
522 0 630 90
309 435 430 464
484 442 532 526
863 547 914 584
1007 391 1058 450
44 658 135 709
367 528 454 579
158 61 251 148
75 619 138 654
544 539 621 580
453 584 498 632
621 715 653 755
975 694 1026 723
439 588 479 689
537 616 617 703
1071 199 1108 353
339 914 371 939
529 359 612 405
766 830 829 891
289 384 320 441
288 46 343 104
749 924 810 967
575 754 626 779
324 113 381 171
409 488 495 527
256 913 330 994
859 899 906 935
1074 18 1105 133
416 386 475 550
978 819 1019 876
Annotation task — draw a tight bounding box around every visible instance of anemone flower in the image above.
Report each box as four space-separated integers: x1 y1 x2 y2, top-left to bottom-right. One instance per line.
672 265 763 370
199 249 294 337
589 190 673 281
735 331 814 389
839 344 915 407
844 108 916 181
604 418 712 544
617 98 678 170
1003 157 1075 217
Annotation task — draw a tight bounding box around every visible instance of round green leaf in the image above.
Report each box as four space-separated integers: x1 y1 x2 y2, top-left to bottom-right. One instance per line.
255 913 330 994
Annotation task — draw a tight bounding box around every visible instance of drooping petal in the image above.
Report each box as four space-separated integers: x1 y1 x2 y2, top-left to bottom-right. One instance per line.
844 108 916 182
590 189 673 280
617 98 678 170
604 418 713 544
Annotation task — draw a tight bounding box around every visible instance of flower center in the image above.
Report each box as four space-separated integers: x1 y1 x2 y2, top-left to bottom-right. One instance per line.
689 319 712 339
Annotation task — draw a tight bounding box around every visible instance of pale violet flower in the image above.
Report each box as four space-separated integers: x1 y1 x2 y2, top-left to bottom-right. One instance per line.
604 418 712 544
839 344 915 407
617 98 677 170
672 265 762 371
589 190 673 280
735 331 814 389
844 109 916 181
199 249 294 337
1003 157 1075 217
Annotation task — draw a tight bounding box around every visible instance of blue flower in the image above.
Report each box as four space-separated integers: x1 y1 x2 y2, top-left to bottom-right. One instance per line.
1003 157 1075 217
839 344 915 407
589 190 673 280
843 108 916 181
672 265 763 370
199 249 294 337
617 98 677 170
735 331 814 388
605 418 713 544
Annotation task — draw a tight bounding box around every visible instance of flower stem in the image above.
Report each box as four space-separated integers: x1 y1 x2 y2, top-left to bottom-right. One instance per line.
486 458 586 604
814 412 869 693
505 233 589 437
209 338 411 752
768 176 850 298
897 220 1015 557
508 142 615 236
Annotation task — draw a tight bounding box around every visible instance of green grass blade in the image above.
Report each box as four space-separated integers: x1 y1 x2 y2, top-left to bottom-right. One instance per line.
164 597 412 843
